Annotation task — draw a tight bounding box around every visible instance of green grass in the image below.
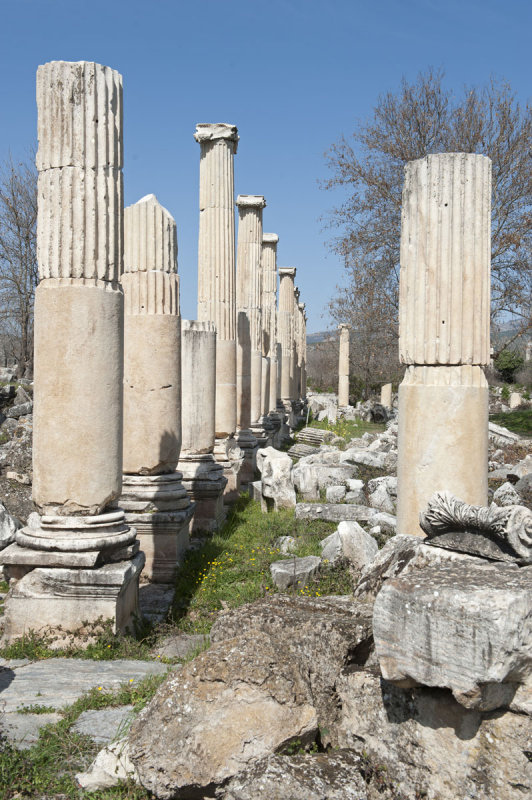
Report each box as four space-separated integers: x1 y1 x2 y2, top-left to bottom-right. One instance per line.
0 673 166 800
307 417 386 442
169 496 344 634
0 617 157 662
490 408 532 437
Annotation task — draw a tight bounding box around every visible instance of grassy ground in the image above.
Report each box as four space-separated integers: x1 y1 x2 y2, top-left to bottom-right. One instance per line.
169 496 346 634
307 416 386 443
0 496 354 798
490 408 532 437
0 674 164 800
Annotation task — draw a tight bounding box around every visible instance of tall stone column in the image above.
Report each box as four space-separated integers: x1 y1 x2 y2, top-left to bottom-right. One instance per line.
291 287 301 402
120 195 194 582
235 195 266 476
194 123 242 501
299 302 307 400
397 153 491 537
261 233 278 415
0 61 143 640
278 268 296 413
178 320 227 533
338 324 351 407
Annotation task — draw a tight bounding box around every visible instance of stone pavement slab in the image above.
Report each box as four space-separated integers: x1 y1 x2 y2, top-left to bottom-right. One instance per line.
0 658 170 712
72 705 136 744
0 711 60 749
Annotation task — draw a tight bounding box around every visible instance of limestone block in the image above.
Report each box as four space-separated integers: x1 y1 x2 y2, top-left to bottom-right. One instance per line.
335 669 532 800
325 485 346 503
0 503 20 549
321 521 378 570
122 313 181 474
509 391 522 409
36 61 123 171
399 153 491 365
76 739 139 791
124 194 177 274
373 558 532 710
257 446 296 511
270 556 321 590
380 382 392 408
221 751 367 800
396 365 488 537
180 320 216 454
32 281 124 515
128 630 318 798
295 503 376 523
1 553 144 640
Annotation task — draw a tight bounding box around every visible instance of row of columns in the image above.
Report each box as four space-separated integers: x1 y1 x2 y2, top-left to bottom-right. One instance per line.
0 61 308 641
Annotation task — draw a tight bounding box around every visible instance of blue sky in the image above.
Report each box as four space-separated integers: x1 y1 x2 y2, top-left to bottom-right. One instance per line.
0 0 530 332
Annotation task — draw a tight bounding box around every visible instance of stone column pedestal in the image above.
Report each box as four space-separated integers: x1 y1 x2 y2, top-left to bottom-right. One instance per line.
179 320 227 532
396 366 488 536
0 61 144 642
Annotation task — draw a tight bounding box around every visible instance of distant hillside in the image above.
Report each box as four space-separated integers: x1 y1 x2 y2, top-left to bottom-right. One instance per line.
307 330 335 346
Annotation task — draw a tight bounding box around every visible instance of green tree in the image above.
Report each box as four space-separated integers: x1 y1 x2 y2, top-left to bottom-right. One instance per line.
494 349 524 383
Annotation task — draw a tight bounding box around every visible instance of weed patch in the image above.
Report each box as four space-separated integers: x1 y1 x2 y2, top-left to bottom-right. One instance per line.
490 409 532 437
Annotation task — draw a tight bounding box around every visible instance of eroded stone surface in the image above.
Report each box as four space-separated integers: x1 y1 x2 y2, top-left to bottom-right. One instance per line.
373 558 532 710
128 631 318 799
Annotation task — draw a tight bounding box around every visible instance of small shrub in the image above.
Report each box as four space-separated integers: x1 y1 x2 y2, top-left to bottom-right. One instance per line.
494 349 524 383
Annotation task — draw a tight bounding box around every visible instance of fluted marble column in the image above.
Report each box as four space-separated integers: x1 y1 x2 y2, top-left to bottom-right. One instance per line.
0 61 142 641
279 268 296 411
179 320 227 533
120 194 194 582
261 233 278 415
299 302 307 401
397 153 491 537
236 195 265 477
195 123 242 500
338 324 350 407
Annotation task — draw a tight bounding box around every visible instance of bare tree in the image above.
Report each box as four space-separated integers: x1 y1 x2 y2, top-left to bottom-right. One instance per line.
0 155 38 376
323 69 532 375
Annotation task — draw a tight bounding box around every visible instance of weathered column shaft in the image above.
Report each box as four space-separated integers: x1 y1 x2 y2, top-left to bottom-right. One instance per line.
236 195 266 427
122 195 181 474
33 61 124 516
179 320 227 533
120 194 193 582
261 233 278 414
0 61 142 641
278 268 296 405
397 153 491 537
195 123 238 439
338 324 350 406
299 303 307 400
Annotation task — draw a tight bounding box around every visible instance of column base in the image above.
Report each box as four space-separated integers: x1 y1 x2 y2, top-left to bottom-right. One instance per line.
121 473 195 583
235 429 259 487
213 436 243 506
0 551 144 643
396 365 489 538
178 453 228 534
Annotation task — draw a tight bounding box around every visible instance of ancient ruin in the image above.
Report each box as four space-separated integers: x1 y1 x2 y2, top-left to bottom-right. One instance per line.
0 61 142 637
120 194 194 582
194 123 242 501
397 153 491 536
179 320 227 532
338 323 350 407
278 267 296 413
